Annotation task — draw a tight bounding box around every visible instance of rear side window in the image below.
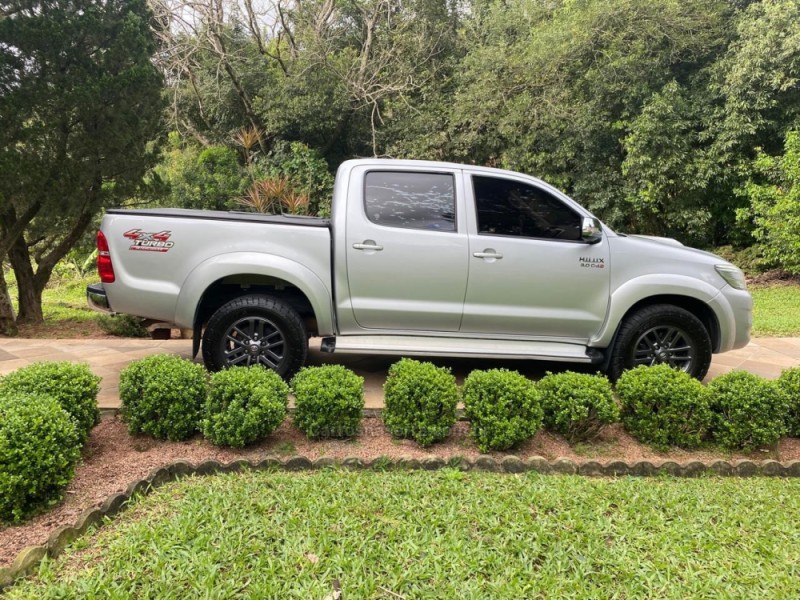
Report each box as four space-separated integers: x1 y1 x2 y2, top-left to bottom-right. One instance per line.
472 175 582 241
364 171 456 232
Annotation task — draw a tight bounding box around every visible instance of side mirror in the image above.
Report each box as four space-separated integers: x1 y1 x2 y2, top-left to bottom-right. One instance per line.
581 217 603 244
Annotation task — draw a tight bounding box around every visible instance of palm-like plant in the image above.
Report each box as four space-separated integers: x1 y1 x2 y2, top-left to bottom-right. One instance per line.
236 177 310 215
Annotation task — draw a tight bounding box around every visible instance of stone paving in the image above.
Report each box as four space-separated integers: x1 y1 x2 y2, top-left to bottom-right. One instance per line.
1 337 799 410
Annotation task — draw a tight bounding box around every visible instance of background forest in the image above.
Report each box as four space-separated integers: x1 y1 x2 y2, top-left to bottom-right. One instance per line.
1 0 799 331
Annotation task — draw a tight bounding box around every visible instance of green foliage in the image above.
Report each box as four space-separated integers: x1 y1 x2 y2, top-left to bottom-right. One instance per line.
203 366 288 448
738 131 800 274
462 369 542 453
97 313 149 337
779 367 800 437
539 372 619 443
291 365 364 439
156 141 246 211
383 358 459 447
119 355 208 441
257 142 335 217
0 361 100 444
0 393 81 522
708 371 788 451
0 0 165 322
616 365 712 449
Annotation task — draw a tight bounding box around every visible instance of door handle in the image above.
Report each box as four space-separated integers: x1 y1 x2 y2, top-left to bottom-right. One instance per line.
353 241 384 251
473 250 503 259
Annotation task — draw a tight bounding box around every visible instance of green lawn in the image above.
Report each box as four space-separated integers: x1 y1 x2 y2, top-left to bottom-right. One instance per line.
7 470 800 598
751 284 800 337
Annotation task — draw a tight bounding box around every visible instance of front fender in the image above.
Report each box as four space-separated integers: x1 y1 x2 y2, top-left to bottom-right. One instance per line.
173 252 334 335
590 274 722 348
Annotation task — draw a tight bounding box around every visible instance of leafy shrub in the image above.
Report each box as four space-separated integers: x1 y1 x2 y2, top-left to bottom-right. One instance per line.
779 367 800 437
97 313 149 337
539 371 619 442
119 354 208 441
462 369 542 453
616 364 712 449
291 365 364 439
0 393 81 522
708 371 788 451
0 361 100 444
203 366 289 448
383 358 459 447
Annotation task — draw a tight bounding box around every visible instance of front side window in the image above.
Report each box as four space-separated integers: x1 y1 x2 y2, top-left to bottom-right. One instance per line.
364 171 456 232
472 175 582 241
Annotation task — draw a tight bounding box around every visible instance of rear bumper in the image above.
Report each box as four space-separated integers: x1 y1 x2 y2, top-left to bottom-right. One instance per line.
86 283 113 314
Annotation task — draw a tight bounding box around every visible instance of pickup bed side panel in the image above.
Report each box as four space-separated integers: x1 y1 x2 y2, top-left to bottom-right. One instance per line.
174 252 334 333
101 213 332 329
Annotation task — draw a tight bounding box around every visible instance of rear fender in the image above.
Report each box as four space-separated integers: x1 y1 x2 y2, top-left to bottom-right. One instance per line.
174 252 334 335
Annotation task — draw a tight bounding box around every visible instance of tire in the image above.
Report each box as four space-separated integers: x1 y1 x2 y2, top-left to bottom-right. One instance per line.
202 294 307 378
606 304 712 382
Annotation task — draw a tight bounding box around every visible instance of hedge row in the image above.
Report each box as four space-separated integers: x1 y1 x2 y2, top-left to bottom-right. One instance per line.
5 356 800 522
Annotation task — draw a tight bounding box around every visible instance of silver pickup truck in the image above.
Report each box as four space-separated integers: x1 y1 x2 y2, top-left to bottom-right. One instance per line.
87 158 752 380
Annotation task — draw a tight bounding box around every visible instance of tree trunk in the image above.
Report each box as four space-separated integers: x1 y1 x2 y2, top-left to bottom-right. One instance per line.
0 264 17 336
8 235 43 323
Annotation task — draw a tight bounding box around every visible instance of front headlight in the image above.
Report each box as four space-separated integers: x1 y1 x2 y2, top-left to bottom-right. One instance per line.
715 264 747 290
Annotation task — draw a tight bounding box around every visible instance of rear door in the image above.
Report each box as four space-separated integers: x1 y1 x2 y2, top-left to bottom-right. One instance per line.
461 173 611 339
344 166 469 331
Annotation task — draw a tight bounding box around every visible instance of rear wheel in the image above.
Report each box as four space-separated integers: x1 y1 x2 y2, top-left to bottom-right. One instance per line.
607 304 712 381
202 294 307 377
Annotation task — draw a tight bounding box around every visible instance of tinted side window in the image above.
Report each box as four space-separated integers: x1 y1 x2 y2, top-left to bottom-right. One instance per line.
472 175 582 241
364 171 456 232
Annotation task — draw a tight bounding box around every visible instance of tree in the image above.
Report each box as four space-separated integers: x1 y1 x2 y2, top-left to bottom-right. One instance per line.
738 131 800 273
0 0 164 323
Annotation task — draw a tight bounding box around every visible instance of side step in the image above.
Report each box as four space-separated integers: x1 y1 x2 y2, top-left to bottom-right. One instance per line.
320 335 602 364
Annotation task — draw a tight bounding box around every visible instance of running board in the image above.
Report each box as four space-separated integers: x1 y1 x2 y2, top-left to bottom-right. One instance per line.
320 336 602 364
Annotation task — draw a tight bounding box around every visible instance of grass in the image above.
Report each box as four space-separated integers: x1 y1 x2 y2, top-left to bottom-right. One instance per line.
750 283 800 337
7 470 800 598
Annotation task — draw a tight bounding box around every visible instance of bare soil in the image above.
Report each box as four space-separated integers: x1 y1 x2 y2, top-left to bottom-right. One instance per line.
3 414 799 569
12 319 111 339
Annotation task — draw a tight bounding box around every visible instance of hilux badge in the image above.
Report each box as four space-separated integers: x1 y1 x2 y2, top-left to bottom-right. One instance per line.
579 257 605 269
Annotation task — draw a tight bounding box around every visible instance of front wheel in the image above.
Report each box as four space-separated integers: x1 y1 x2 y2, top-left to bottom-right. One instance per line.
606 304 712 381
202 294 307 377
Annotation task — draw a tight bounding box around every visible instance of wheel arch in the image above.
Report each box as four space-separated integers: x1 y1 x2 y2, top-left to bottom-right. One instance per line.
616 295 721 353
174 253 334 351
592 275 723 352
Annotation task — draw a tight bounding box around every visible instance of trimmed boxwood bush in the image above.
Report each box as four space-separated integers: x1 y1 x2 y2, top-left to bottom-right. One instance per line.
119 354 208 441
0 361 100 444
778 367 800 437
383 358 459 447
616 364 712 449
463 368 542 453
291 365 364 439
203 366 289 448
0 393 81 522
708 370 788 451
539 371 619 442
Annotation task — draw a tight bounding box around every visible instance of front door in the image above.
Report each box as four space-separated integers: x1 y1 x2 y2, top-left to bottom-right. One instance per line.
461 174 610 339
345 168 469 331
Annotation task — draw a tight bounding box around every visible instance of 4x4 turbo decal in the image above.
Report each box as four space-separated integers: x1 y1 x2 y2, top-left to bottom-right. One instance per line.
123 229 175 252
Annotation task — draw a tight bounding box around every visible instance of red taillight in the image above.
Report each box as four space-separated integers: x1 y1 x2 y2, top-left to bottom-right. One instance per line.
96 230 115 283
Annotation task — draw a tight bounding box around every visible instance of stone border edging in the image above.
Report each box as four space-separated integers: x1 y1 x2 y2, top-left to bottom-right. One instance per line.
3 454 800 590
